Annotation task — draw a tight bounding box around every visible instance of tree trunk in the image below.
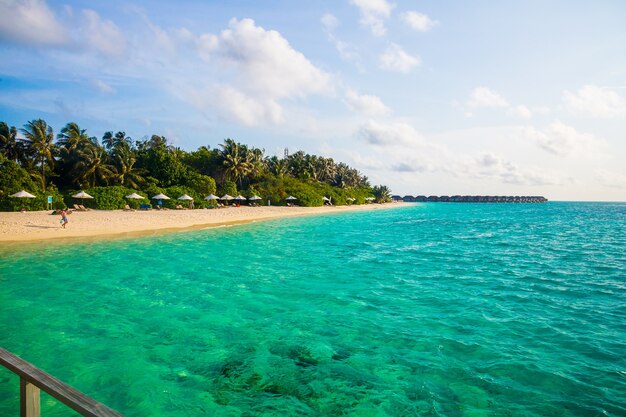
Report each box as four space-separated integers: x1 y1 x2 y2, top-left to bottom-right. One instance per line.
41 157 46 192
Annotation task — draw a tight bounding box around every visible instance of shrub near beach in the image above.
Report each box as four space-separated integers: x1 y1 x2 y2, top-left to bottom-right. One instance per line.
0 120 386 210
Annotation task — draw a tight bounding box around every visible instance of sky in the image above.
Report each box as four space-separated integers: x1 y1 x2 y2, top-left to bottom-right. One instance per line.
1 0 625 201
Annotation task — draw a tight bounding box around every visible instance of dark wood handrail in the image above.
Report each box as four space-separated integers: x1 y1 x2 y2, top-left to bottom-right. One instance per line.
0 347 124 417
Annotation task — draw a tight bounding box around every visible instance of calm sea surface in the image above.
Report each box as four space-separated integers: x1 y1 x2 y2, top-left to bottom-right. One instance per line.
0 202 624 416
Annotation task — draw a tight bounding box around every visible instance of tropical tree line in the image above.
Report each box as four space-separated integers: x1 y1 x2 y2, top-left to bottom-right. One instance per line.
0 119 392 210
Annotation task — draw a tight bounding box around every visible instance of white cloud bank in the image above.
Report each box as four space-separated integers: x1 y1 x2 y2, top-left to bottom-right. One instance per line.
0 0 68 45
0 0 126 58
351 120 567 188
523 121 605 157
563 85 626 118
190 18 332 126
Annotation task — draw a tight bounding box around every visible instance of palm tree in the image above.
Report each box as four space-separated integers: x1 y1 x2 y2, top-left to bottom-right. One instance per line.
220 139 252 186
102 131 132 150
0 122 24 163
372 185 392 203
73 143 115 188
57 122 95 154
267 156 289 177
248 147 266 178
112 144 144 189
20 119 55 191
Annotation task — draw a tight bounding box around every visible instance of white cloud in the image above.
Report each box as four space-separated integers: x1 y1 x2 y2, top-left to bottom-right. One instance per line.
196 33 218 61
349 0 394 37
465 87 533 119
356 120 422 146
595 170 626 189
563 85 626 118
212 18 332 99
523 121 605 157
0 0 68 46
0 1 127 58
93 79 115 94
509 105 532 119
215 86 283 126
344 90 390 116
176 18 334 126
380 43 420 73
321 14 360 63
401 11 438 32
468 87 508 108
471 153 564 186
80 9 126 58
321 13 339 32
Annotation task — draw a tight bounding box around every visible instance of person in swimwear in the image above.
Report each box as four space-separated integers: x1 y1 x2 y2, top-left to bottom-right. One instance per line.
60 209 69 228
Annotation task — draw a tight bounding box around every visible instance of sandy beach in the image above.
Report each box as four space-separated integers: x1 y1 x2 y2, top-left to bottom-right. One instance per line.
0 204 400 244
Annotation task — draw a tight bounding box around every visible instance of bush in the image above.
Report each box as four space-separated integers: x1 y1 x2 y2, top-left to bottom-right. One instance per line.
84 186 135 210
217 180 238 197
185 172 216 197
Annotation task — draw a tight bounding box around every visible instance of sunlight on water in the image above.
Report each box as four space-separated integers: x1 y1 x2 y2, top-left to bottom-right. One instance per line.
1 202 625 416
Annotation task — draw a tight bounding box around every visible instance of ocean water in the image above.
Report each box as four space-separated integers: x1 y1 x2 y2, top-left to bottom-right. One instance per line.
0 202 624 417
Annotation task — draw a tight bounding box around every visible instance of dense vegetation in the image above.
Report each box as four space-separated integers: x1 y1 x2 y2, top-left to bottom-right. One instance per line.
0 119 392 211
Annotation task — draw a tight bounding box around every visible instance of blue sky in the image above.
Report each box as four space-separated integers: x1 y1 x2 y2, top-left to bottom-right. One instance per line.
1 0 625 201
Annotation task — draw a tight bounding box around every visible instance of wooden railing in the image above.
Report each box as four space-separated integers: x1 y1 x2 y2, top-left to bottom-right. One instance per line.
0 347 124 417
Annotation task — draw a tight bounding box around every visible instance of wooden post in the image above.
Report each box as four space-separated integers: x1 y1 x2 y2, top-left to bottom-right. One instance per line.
20 378 40 417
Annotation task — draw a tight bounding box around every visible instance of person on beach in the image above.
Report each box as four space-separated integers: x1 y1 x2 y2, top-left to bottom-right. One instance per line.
60 209 68 228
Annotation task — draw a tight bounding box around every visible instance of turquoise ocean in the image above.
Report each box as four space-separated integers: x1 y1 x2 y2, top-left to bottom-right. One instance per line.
0 202 624 416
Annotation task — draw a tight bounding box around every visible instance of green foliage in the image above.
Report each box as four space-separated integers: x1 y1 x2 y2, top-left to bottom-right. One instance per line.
184 171 216 196
1 118 392 211
218 180 238 197
163 185 192 209
0 155 67 211
372 185 392 203
84 186 135 210
137 145 187 187
0 155 39 211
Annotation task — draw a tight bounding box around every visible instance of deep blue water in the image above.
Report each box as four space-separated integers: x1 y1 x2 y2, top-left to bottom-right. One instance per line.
0 202 624 416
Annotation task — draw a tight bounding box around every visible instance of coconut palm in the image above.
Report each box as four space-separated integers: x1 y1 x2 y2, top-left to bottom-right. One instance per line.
220 139 252 186
112 144 145 189
57 122 95 154
0 122 24 163
372 185 392 203
20 119 55 191
267 156 289 177
73 143 115 188
248 147 266 178
102 131 132 150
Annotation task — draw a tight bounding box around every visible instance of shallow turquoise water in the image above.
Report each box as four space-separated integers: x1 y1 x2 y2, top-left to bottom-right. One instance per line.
0 202 624 416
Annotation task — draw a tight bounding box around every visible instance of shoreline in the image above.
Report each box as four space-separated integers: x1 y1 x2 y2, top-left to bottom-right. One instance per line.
0 203 402 245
